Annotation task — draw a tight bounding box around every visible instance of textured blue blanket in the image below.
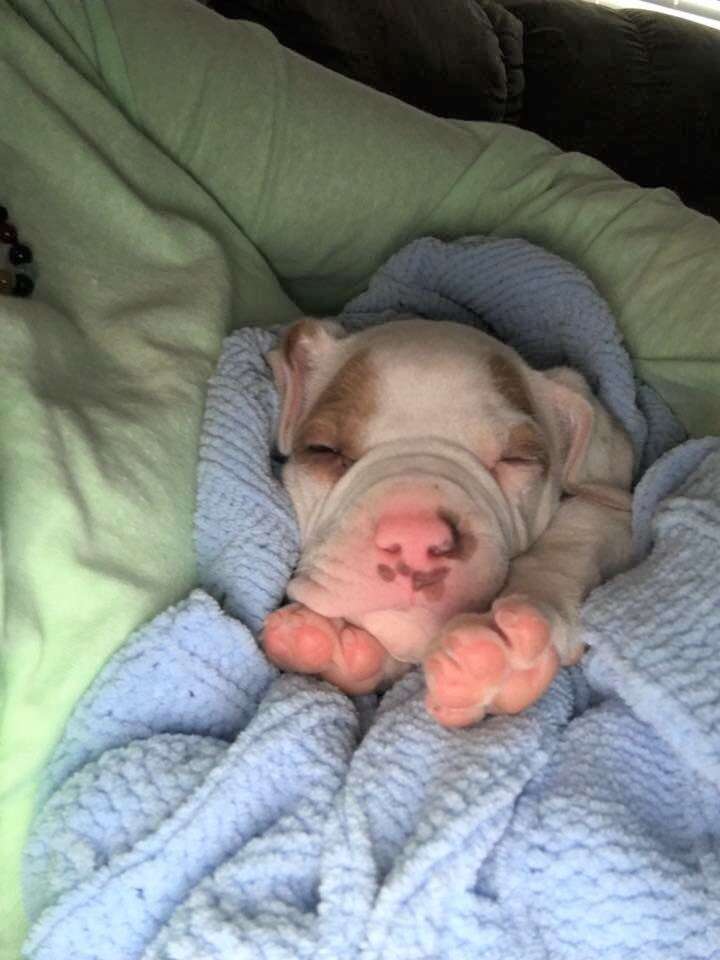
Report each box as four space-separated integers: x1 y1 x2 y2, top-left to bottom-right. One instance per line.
22 239 720 960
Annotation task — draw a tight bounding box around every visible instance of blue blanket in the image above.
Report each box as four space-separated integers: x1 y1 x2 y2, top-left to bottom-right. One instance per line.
22 238 720 960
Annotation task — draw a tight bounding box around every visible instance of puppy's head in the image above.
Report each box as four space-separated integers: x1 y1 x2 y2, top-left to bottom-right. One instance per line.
267 316 632 661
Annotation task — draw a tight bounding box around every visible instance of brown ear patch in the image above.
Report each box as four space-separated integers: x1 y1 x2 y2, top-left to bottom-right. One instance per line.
489 353 534 417
294 348 377 472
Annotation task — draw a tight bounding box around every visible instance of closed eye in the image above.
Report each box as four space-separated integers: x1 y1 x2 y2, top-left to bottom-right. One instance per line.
306 444 341 456
500 456 542 466
498 422 549 471
304 444 357 470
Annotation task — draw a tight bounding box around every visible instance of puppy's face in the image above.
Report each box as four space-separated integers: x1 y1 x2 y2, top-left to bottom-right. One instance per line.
268 316 632 661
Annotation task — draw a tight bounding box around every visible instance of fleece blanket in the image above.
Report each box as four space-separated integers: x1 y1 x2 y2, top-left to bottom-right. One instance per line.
22 237 720 960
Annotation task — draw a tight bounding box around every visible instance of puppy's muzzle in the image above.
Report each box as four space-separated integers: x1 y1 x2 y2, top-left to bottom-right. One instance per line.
303 438 517 553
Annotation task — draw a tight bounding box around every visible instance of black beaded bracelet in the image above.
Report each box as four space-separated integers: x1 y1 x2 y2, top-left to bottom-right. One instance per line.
0 203 35 297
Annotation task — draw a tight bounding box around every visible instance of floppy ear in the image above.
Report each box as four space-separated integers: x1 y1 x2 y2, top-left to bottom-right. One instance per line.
266 317 345 455
538 368 634 511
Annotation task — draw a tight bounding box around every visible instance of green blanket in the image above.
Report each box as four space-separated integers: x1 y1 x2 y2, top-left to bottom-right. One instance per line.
1 1 718 956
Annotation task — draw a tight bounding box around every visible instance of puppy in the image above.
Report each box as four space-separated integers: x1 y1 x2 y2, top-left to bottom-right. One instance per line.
263 316 633 727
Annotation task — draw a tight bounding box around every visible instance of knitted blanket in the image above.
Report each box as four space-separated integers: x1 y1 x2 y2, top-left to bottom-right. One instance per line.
22 238 720 960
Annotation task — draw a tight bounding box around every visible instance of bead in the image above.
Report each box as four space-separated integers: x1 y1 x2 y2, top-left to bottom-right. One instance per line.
0 207 35 297
12 272 34 297
0 222 18 244
9 243 32 266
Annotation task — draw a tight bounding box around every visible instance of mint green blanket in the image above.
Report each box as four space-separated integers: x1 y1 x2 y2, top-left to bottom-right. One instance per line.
1 2 718 957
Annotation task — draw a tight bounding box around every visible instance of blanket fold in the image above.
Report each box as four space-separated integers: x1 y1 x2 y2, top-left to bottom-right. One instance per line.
22 238 720 960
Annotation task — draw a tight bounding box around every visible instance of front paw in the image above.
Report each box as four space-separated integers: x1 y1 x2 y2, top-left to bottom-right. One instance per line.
262 603 391 694
423 596 563 728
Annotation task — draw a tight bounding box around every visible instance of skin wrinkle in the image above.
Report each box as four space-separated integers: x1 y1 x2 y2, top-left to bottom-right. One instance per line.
437 509 478 561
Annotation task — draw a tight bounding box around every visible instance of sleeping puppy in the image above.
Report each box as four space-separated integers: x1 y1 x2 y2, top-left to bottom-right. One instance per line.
263 316 633 727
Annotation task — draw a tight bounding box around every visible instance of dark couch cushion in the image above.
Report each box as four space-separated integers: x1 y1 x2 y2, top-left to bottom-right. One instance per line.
503 0 720 218
207 0 525 121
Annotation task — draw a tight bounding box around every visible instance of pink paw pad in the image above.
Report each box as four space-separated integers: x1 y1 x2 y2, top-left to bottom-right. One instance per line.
491 600 552 668
335 625 386 683
263 604 336 672
263 603 389 694
424 599 560 728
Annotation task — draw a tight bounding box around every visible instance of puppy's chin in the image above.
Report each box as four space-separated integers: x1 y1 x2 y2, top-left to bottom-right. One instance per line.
349 608 444 663
288 556 507 664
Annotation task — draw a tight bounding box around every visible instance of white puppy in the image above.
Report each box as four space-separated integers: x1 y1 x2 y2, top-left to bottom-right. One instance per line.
263 316 633 727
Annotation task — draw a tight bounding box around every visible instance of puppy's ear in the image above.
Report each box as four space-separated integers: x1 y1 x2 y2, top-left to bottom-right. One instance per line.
537 368 634 511
266 317 345 455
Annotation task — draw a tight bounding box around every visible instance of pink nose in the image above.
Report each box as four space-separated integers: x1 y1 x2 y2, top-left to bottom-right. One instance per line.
375 510 457 570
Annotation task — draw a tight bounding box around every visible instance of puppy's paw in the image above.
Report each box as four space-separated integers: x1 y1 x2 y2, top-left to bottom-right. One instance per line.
423 596 561 728
262 603 391 694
